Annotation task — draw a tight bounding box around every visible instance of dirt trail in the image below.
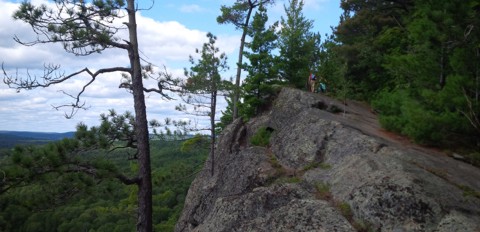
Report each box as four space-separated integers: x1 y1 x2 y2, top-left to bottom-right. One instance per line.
310 92 480 191
313 93 444 156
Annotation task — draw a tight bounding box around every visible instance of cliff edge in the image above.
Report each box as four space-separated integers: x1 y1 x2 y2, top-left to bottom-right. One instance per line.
175 87 480 232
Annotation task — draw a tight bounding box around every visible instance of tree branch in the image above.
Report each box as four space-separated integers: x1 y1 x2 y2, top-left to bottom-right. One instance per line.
3 64 131 118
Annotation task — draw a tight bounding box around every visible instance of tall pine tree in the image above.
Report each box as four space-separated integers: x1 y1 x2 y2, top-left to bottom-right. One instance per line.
242 4 280 118
277 0 317 89
177 33 230 176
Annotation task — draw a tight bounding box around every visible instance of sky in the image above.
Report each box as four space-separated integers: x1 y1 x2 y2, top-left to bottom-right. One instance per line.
0 0 342 133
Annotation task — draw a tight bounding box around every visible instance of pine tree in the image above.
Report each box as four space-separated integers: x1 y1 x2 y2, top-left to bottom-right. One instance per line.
177 33 230 176
1 1 174 230
277 0 317 89
242 4 280 118
217 0 276 120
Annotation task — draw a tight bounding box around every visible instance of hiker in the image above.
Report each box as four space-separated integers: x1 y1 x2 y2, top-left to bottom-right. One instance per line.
318 76 327 93
309 73 316 93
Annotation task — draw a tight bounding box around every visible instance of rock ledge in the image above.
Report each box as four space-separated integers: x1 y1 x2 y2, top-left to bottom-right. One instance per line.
175 88 480 232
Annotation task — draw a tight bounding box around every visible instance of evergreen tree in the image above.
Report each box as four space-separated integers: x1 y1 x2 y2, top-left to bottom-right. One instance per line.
334 0 413 99
0 127 208 231
177 33 230 176
217 0 276 120
217 0 274 119
316 34 341 95
1 1 176 230
325 0 479 148
277 0 317 89
242 4 280 118
374 0 480 146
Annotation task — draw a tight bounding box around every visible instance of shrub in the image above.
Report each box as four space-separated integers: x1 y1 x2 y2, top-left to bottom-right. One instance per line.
302 162 331 171
250 127 273 147
336 201 353 220
274 176 301 185
466 152 480 167
315 182 332 200
352 220 376 232
372 88 475 146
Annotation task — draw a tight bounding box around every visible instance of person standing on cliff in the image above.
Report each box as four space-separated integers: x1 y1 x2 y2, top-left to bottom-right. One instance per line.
309 72 316 93
318 76 327 93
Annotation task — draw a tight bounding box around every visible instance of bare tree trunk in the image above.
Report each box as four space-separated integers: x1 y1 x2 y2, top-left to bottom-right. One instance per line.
126 0 152 231
476 48 479 103
233 6 254 119
439 43 446 89
210 87 217 176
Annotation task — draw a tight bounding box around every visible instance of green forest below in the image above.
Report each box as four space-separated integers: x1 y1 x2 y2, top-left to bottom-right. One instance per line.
0 137 208 231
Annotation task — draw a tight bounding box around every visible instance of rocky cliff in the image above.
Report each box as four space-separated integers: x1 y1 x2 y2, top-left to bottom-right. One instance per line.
175 87 480 232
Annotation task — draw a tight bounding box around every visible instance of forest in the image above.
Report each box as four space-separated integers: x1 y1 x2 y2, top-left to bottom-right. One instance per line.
221 0 479 163
0 135 208 231
0 0 479 231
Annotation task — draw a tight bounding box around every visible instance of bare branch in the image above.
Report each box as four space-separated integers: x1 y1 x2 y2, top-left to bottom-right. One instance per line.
116 173 140 185
119 65 182 100
460 87 480 133
3 63 131 118
136 0 155 12
69 163 140 185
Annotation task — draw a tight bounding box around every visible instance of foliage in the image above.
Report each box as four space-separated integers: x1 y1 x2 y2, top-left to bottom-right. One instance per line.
277 0 318 89
217 0 276 119
315 182 332 200
459 185 480 199
327 0 480 149
274 176 301 185
180 134 210 152
179 32 230 176
333 0 412 100
0 139 207 232
250 127 273 147
2 0 176 230
372 83 476 146
352 220 376 232
241 4 281 119
336 201 353 220
178 33 230 121
466 152 480 167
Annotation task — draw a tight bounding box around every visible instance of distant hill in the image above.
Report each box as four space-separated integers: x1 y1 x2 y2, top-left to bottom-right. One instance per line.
0 131 75 149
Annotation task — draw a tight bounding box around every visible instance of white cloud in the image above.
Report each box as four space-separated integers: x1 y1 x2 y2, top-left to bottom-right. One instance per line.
136 17 206 62
180 4 204 13
303 0 329 10
0 0 231 132
0 0 341 133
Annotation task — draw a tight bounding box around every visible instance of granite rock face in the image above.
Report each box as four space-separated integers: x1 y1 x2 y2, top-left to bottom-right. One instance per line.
175 88 480 232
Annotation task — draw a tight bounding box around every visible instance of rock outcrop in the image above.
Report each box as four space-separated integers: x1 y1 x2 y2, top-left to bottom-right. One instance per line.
175 88 480 232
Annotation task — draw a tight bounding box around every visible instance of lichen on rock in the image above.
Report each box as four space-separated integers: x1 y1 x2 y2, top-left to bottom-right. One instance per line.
175 88 480 232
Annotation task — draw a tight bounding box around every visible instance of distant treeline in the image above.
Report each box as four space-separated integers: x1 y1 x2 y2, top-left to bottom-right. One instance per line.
0 131 75 148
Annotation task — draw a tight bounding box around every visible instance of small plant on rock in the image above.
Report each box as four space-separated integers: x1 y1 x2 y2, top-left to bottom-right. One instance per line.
336 201 353 220
250 126 273 147
315 182 332 200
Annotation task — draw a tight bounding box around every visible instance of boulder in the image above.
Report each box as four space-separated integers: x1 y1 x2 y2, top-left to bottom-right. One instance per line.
175 87 480 232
